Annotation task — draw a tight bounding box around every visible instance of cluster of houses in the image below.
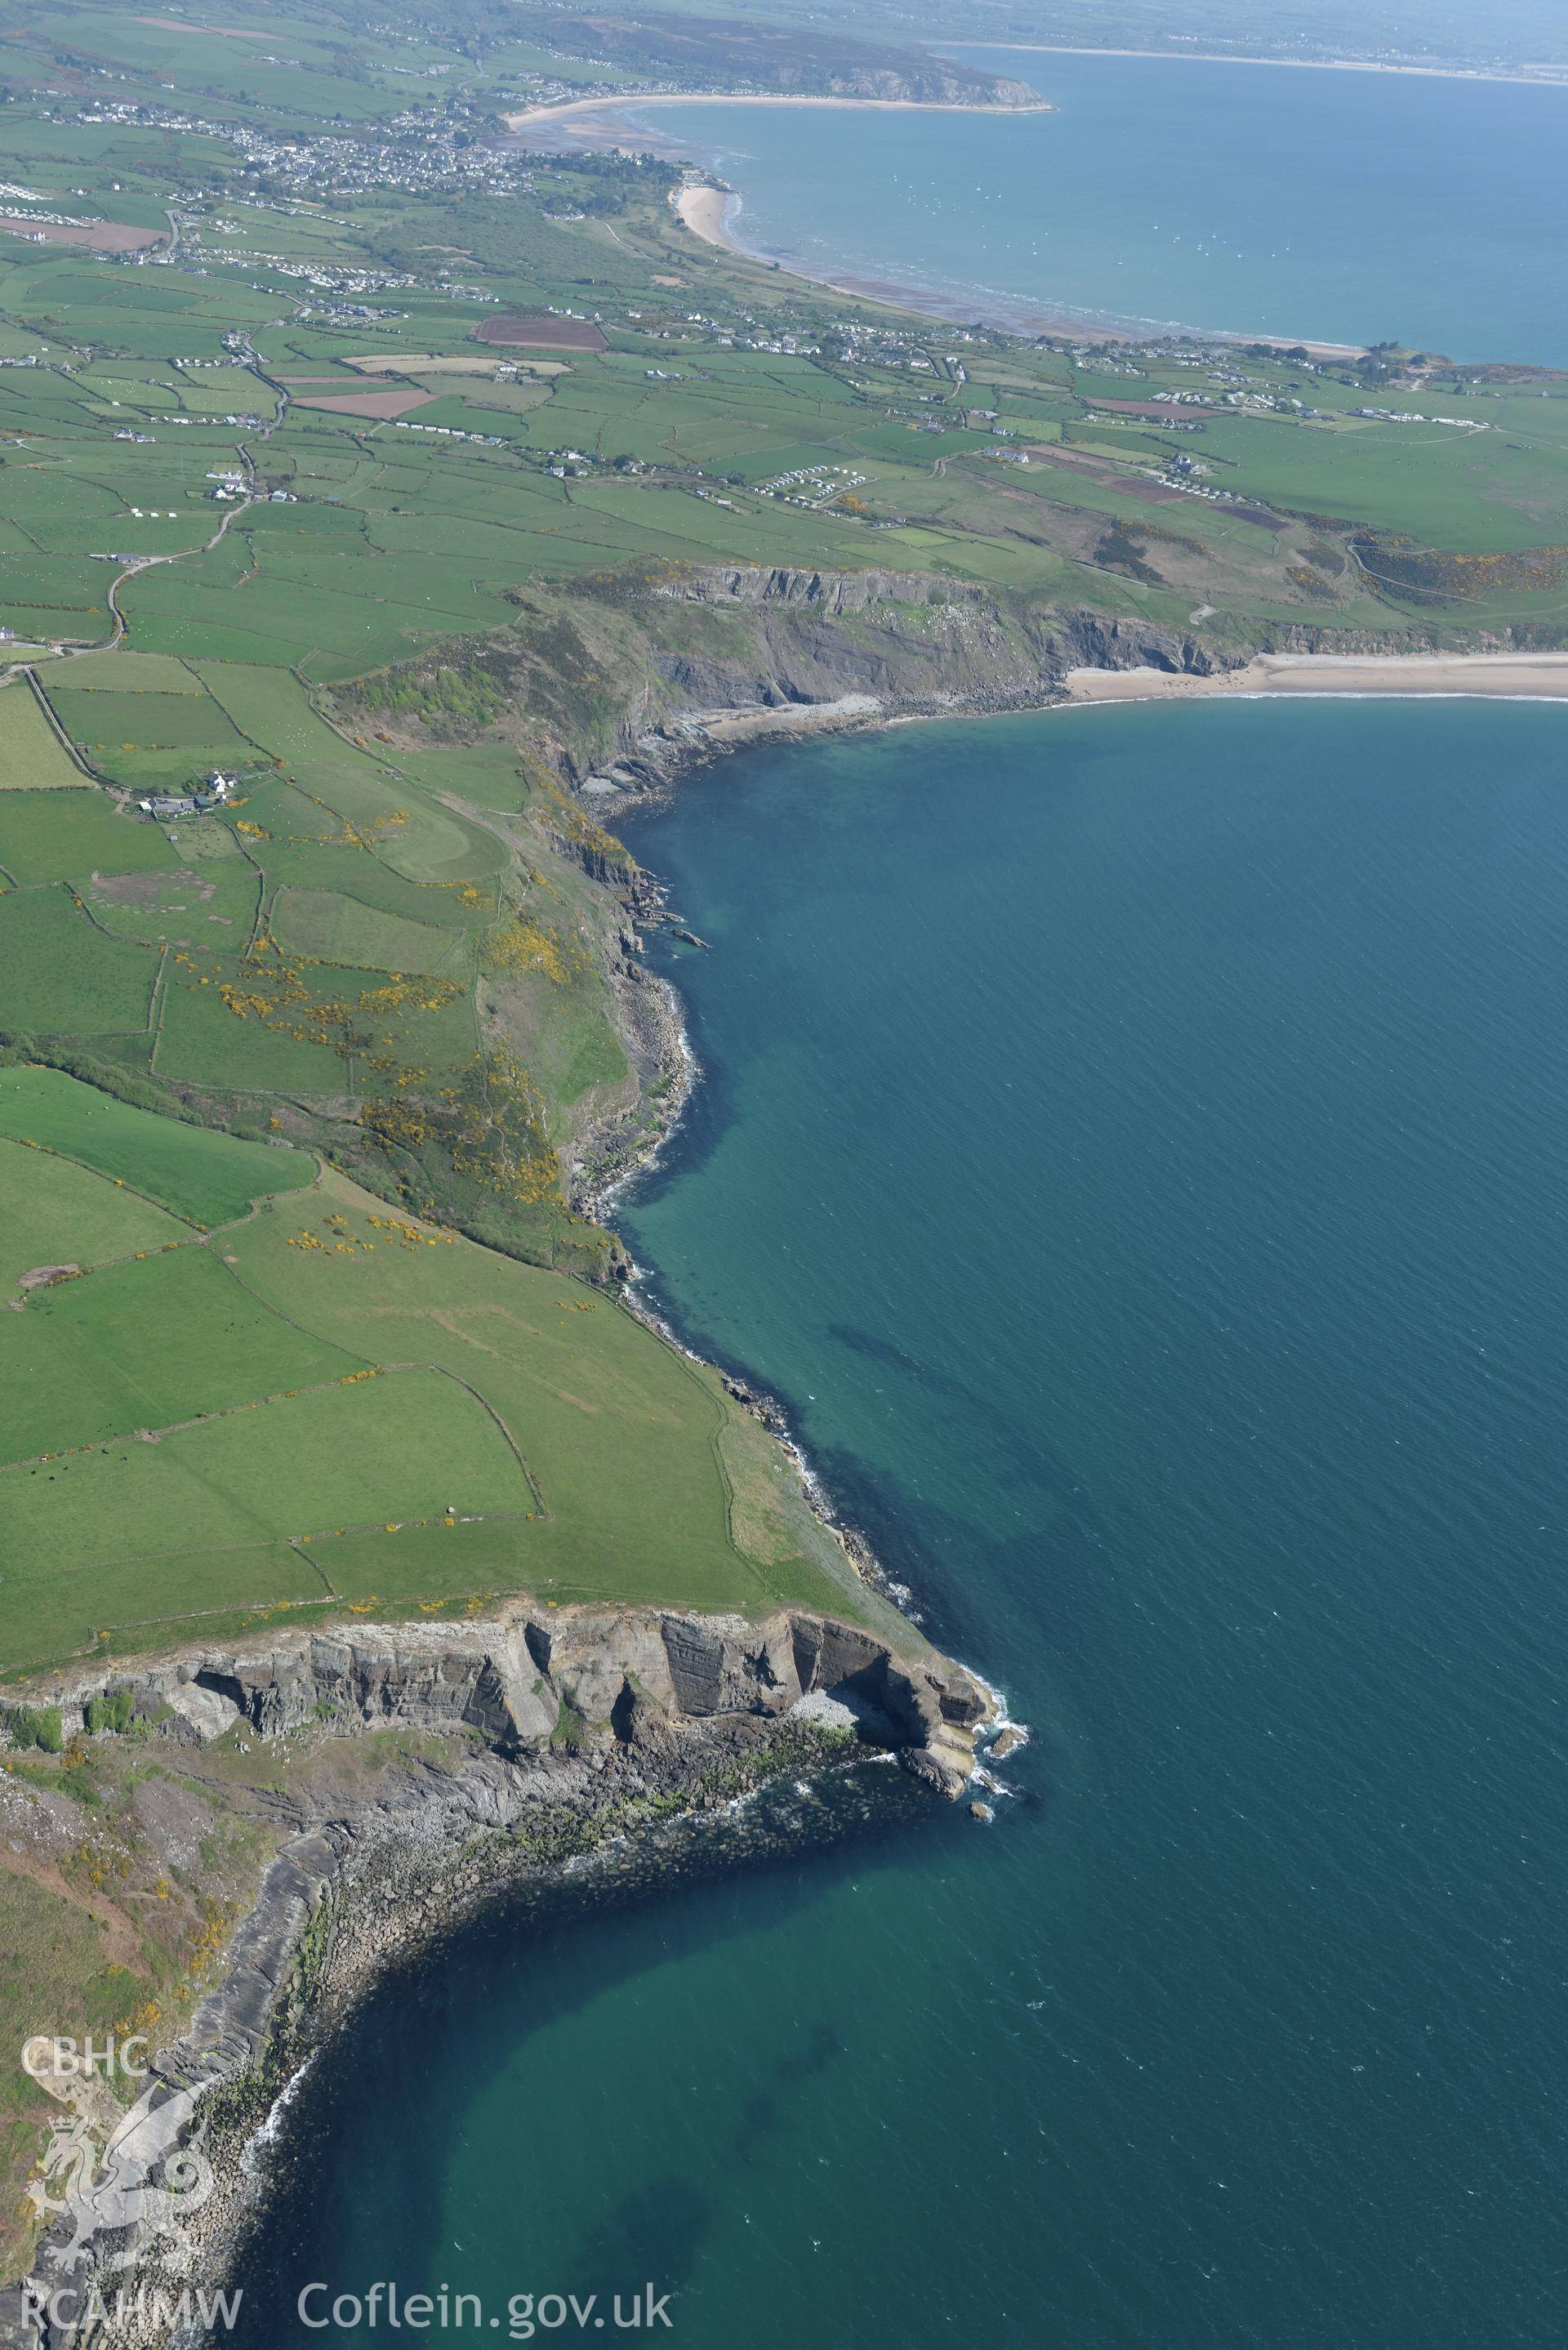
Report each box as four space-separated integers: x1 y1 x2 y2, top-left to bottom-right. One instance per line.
136 774 236 821
1349 406 1488 429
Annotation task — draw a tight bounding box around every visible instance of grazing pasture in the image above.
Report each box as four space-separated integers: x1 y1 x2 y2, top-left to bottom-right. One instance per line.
230 1171 844 1616
0 888 159 1033
154 954 355 1093
42 651 205 693
270 886 466 977
0 1137 185 1291
84 851 261 945
0 1068 315 1223
0 1242 360 1463
45 685 249 756
0 1081 848 1668
289 387 435 419
0 790 177 884
0 1362 536 1671
0 682 87 790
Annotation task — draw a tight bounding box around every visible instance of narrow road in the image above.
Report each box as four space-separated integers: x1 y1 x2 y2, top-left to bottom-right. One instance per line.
101 488 257 649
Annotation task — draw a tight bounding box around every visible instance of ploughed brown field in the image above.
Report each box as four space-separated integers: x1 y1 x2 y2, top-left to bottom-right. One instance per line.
1022 443 1193 503
134 14 271 31
287 386 436 418
0 216 166 251
477 312 609 351
1085 396 1222 421
1022 441 1281 528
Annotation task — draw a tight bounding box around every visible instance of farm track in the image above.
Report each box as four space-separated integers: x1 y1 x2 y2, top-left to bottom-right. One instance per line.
0 1356 531 1488
101 483 259 653
0 1130 319 1238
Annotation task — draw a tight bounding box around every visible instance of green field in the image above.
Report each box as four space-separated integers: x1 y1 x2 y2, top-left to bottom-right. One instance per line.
0 791 178 885
242 832 494 930
269 886 468 977
0 1241 362 1462
84 849 261 945
0 890 159 1033
154 957 354 1094
226 1169 830 1615
0 683 87 790
46 685 251 754
39 651 206 694
0 1080 849 1673
0 1369 530 1665
0 1068 315 1222
0 1135 185 1288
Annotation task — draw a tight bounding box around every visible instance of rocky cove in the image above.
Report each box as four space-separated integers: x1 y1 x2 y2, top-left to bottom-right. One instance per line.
392 560 1529 1212
340 560 1549 818
6 569 1544 2348
0 564 1081 2343
0 1606 991 2343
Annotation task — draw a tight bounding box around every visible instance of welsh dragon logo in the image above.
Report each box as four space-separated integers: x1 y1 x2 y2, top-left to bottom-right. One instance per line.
20 2039 216 2309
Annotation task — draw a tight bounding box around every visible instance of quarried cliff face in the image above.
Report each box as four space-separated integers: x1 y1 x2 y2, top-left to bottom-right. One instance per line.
2 1605 992 2342
150 1604 987 1792
332 565 1236 799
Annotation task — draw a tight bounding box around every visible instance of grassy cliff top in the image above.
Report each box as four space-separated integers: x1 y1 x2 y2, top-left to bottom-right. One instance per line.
0 0 1566 1685
0 1068 860 1679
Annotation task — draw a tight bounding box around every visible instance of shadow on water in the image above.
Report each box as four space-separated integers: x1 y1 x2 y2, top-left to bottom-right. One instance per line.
556 2027 845 2305
225 1772 958 2343
623 1225 1123 1803
621 934 739 1209
823 1321 990 1409
625 1219 1116 1661
563 2180 712 2317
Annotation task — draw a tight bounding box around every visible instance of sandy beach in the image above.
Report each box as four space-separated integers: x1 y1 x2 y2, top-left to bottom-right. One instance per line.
506 91 1051 134
670 183 1361 358
676 184 736 247
537 116 1362 358
956 42 1568 91
1064 653 1568 705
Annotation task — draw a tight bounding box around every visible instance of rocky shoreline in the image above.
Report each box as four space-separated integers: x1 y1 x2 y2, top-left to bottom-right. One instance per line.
6 561 1465 2342
549 569 1245 1209
548 564 1568 1215
2 1608 992 2344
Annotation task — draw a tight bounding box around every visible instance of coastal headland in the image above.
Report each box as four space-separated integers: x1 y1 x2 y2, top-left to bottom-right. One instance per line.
2 11 1568 2331
2 1605 992 2341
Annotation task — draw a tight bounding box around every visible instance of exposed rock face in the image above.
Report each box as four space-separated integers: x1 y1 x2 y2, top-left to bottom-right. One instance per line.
655 565 980 615
339 568 1238 800
586 578 1233 785
818 65 1040 108
19 1604 989 1810
90 1603 989 1793
1 1606 988 2345
346 563 1522 826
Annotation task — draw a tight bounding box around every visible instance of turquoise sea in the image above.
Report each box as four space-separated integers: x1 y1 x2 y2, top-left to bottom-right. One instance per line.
615 49 1568 361
235 700 1568 2345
